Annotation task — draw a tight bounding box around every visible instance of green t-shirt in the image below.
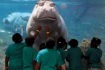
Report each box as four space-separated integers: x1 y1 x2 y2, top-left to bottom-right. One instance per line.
23 46 37 69
66 47 83 70
58 48 67 60
5 43 25 70
86 48 102 68
36 48 64 70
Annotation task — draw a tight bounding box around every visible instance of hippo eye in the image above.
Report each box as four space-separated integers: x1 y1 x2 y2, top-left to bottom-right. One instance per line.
50 3 55 7
38 2 44 6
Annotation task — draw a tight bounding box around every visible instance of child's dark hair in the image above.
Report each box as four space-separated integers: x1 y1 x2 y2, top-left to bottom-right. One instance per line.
91 37 101 48
57 36 67 49
68 39 78 48
46 38 55 49
12 33 23 43
39 42 46 50
25 36 35 47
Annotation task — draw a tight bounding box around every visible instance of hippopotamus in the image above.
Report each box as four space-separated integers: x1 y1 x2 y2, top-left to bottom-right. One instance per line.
26 0 68 50
3 12 31 37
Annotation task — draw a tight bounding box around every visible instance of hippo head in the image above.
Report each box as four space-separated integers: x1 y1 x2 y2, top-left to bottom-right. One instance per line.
33 0 58 22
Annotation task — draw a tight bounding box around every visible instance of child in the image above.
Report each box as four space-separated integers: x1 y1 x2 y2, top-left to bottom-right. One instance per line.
86 37 102 70
56 36 67 70
80 39 90 55
5 33 24 70
35 38 66 70
23 36 38 70
66 39 83 70
80 39 90 70
57 36 67 60
39 42 46 50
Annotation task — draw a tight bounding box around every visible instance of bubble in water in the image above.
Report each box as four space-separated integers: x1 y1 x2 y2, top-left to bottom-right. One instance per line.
60 3 68 9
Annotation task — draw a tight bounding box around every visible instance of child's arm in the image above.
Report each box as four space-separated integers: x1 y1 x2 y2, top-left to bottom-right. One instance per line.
33 60 36 70
61 64 66 70
5 56 9 70
34 62 40 70
57 66 62 70
57 64 66 70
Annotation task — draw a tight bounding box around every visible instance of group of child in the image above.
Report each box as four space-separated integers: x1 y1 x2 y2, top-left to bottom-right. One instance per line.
5 33 102 70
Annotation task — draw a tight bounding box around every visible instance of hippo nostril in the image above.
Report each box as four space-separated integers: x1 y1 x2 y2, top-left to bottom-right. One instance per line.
43 9 48 14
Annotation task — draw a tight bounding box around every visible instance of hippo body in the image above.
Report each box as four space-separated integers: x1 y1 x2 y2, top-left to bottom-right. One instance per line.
26 0 68 49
